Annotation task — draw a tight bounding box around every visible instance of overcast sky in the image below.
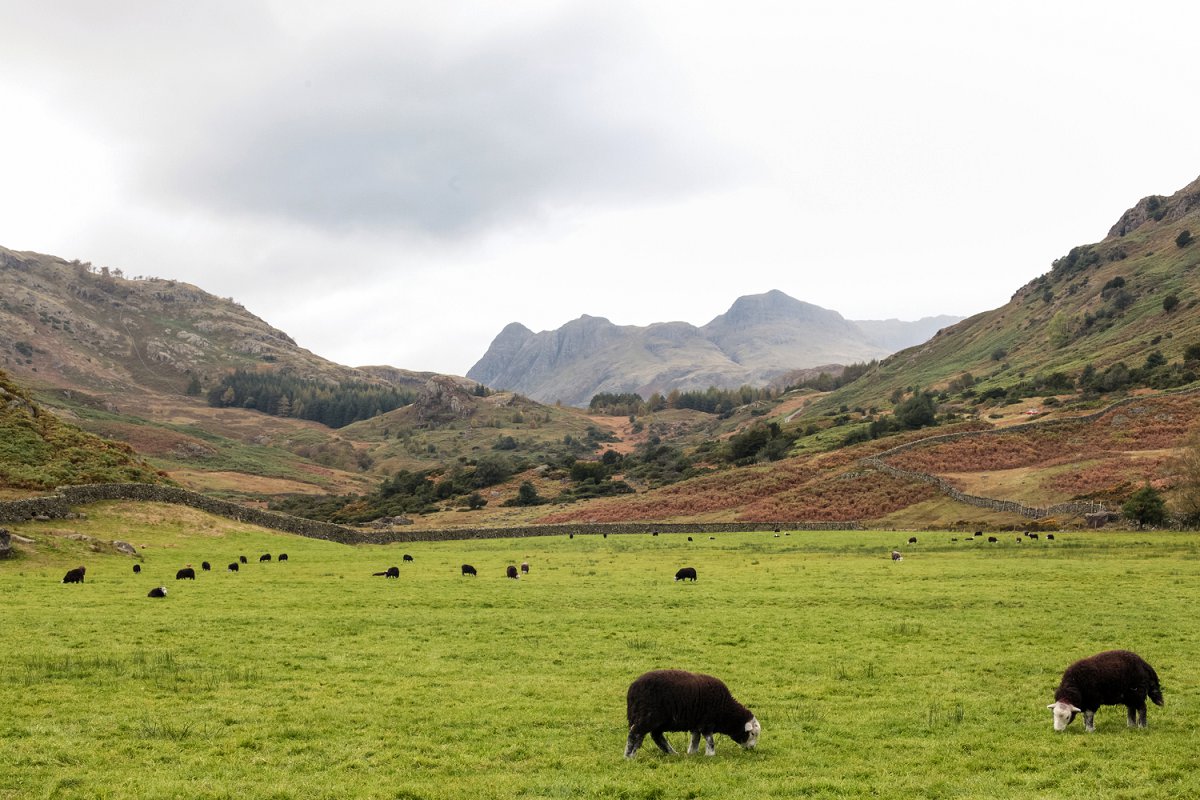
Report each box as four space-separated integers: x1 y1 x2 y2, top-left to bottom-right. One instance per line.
1 1 1198 376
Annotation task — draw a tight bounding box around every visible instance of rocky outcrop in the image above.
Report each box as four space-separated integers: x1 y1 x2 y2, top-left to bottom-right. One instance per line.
1108 174 1200 238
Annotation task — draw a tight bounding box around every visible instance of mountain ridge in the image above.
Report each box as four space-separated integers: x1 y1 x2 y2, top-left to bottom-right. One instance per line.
468 290 962 405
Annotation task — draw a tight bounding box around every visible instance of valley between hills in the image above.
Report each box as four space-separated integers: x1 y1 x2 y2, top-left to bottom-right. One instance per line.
3 174 1200 532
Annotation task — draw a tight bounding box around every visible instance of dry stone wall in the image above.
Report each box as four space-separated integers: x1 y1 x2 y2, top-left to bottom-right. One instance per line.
0 483 858 543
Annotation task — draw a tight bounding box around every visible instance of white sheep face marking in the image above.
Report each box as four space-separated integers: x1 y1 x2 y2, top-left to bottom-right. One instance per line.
1048 701 1080 731
742 717 761 748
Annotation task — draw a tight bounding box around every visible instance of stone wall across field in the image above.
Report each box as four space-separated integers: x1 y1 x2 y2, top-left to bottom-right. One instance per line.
0 483 859 544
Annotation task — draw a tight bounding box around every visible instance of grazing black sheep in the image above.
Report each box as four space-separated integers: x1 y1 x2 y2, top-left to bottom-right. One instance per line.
603 532 608 538
1046 534 1056 540
907 536 918 544
201 561 211 571
624 669 760 758
652 530 659 537
385 566 399 578
987 536 998 543
176 567 196 580
461 564 477 577
239 556 248 564
132 564 142 574
688 536 694 542
228 562 239 572
1049 650 1163 732
569 533 574 539
674 567 697 582
260 554 271 562
974 531 983 537
403 554 414 562
278 553 288 562
520 562 529 573
1029 533 1039 540
506 565 519 579
891 550 903 561
62 566 86 584
147 586 167 598
951 538 958 542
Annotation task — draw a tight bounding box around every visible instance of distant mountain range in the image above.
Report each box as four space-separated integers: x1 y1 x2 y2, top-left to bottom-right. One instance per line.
467 290 960 406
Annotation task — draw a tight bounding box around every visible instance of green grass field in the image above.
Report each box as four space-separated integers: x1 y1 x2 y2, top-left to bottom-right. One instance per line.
3 503 1200 799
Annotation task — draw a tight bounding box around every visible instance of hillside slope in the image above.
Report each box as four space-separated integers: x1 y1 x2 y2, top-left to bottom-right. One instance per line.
811 173 1200 415
0 367 166 492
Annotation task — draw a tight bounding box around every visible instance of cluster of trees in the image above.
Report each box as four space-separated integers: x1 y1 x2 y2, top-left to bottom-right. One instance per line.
206 370 415 428
588 386 779 417
784 361 877 393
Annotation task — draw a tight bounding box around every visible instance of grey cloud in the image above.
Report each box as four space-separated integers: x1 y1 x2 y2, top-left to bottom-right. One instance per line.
148 15 735 237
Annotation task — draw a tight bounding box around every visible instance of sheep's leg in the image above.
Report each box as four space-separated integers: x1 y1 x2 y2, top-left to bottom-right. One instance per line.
1082 710 1096 732
650 730 676 754
1127 706 1138 727
1135 703 1148 728
687 732 701 755
624 730 645 758
704 734 716 756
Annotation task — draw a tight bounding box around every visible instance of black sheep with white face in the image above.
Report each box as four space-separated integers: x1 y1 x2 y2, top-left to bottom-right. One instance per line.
625 669 760 758
1049 650 1163 732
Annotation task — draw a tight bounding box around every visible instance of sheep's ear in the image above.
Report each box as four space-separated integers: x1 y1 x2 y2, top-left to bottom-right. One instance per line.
1070 705 1082 713
1046 704 1056 710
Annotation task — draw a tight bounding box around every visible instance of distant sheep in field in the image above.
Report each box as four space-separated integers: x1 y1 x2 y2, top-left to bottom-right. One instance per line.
521 562 529 573
239 556 247 564
688 536 693 542
652 530 659 537
907 536 917 544
260 554 271 562
603 532 608 538
371 566 400 578
228 562 239 572
624 669 760 758
132 564 141 574
988 536 998 543
201 561 211 571
569 533 574 539
1029 533 1039 540
1046 534 1055 540
674 567 697 582
403 554 414 562
1049 650 1163 732
891 550 903 562
278 553 288 562
62 566 86 584
176 566 196 580
951 538 958 542
461 564 477 577
506 565 519 579
974 531 983 537
147 586 167 598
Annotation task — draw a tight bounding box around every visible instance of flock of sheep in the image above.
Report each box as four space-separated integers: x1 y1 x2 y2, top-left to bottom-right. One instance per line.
57 528 1165 756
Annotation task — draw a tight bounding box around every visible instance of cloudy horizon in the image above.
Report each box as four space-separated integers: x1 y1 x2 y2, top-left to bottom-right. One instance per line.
2 1 1198 376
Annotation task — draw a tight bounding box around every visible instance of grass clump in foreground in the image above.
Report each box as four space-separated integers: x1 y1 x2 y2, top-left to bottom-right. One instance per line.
3 503 1200 798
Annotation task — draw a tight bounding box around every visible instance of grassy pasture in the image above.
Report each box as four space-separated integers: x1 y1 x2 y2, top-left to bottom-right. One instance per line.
3 504 1200 799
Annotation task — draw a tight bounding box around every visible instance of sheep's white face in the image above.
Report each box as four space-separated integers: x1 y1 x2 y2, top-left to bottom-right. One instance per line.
1048 701 1080 731
741 717 761 748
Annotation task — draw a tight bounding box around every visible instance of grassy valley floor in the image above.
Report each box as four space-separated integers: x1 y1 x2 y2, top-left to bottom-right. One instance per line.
2 503 1199 798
